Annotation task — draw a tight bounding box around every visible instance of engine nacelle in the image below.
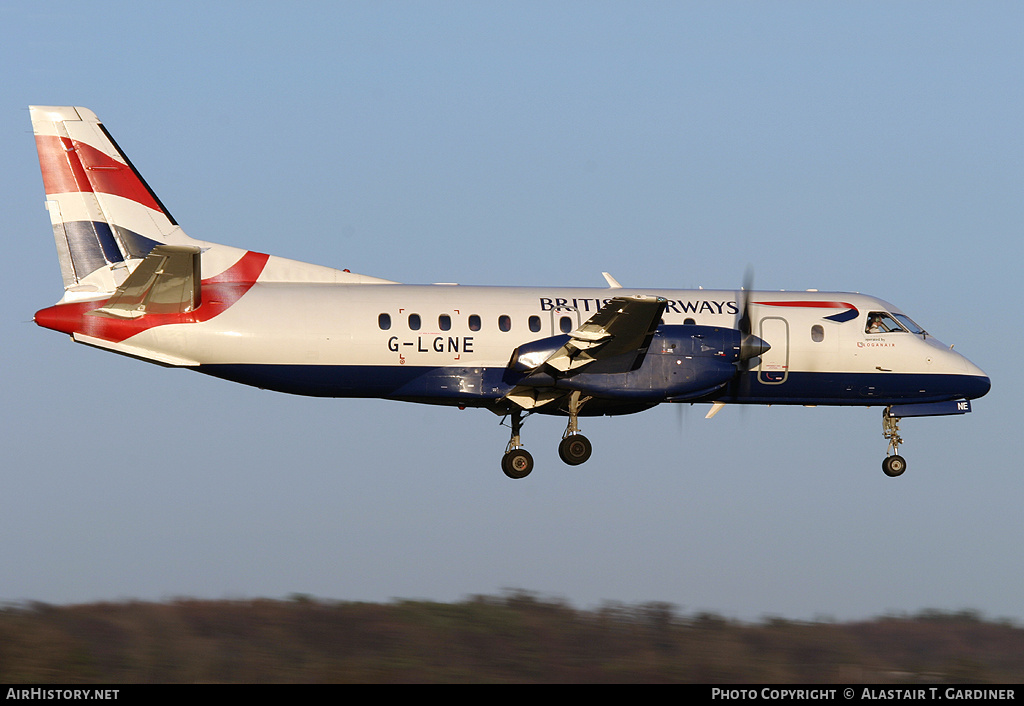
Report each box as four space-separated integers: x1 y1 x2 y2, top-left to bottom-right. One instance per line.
508 334 572 373
509 325 769 402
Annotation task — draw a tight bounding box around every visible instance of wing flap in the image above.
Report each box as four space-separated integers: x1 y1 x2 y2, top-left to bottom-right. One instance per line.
505 387 564 410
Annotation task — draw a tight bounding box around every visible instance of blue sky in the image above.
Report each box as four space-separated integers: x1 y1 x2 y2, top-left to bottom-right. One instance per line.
2 2 1021 622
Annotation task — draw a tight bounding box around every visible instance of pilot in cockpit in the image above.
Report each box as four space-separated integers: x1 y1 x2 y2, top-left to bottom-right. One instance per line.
866 312 902 334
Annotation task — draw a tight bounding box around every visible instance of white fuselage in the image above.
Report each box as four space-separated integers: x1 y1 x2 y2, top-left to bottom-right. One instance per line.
52 281 987 411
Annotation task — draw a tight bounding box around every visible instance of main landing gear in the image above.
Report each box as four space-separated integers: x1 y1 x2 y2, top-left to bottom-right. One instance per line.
501 409 534 479
882 406 907 477
500 392 594 479
558 434 592 466
558 391 593 466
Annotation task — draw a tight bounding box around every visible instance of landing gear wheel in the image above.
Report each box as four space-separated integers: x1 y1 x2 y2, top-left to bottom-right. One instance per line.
502 449 534 479
558 434 593 466
882 454 907 477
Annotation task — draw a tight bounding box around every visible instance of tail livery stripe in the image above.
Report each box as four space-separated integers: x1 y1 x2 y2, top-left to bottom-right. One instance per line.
57 221 162 263
31 106 393 294
35 134 165 214
31 106 188 292
34 251 270 343
60 220 123 275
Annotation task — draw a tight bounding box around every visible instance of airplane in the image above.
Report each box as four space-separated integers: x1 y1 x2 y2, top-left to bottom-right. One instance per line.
28 105 991 479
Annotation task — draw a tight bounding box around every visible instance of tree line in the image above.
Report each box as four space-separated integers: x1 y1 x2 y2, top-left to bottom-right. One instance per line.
1 591 1020 683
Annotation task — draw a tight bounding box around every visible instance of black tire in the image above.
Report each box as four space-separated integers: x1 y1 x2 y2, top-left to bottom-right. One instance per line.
882 454 907 477
502 449 534 479
558 434 593 466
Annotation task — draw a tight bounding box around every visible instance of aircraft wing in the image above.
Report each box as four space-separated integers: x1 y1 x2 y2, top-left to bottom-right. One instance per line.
543 294 666 374
505 295 666 409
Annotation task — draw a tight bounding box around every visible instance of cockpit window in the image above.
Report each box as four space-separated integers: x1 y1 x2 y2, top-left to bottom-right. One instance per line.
892 313 927 335
865 312 906 334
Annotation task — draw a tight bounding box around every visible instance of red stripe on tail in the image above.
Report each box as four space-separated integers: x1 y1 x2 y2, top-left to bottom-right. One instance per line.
35 135 163 213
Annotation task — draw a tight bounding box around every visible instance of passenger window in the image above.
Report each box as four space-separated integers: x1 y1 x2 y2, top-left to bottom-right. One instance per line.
439 314 451 331
684 318 696 325
811 324 824 342
469 314 481 331
560 316 573 333
498 315 511 332
865 312 905 334
378 313 391 330
408 313 421 331
529 315 541 333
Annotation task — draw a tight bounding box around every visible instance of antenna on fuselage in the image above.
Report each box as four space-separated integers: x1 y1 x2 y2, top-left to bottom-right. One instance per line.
602 272 622 289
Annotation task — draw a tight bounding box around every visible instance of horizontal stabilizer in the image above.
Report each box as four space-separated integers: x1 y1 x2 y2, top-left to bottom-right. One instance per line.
90 245 201 319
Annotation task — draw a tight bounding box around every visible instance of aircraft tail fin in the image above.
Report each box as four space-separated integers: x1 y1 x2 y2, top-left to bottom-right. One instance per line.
32 106 399 293
30 105 191 297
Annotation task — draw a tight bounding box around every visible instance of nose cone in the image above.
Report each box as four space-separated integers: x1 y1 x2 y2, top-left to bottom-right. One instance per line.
958 354 991 399
966 374 991 399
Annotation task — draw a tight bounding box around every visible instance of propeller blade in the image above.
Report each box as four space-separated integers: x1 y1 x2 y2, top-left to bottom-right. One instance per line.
735 268 765 375
736 267 754 336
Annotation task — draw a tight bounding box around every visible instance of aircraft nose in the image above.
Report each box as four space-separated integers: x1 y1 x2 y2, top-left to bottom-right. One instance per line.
963 373 991 400
959 355 991 399
950 350 991 397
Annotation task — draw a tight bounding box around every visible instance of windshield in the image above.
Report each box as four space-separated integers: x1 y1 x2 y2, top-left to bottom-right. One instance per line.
892 313 927 335
865 311 929 336
865 312 905 334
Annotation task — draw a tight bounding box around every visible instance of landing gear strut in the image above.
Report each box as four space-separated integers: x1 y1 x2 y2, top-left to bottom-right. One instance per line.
500 392 597 478
501 409 534 479
882 406 907 477
558 391 593 466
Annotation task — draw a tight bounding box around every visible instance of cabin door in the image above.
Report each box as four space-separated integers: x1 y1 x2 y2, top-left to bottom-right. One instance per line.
757 317 790 385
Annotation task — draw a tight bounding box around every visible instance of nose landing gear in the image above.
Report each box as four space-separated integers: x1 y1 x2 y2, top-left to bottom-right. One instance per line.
882 407 907 477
